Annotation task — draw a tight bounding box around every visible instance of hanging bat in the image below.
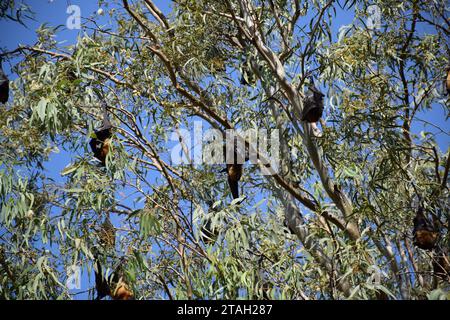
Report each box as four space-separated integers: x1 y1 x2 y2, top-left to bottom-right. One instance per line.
226 163 243 199
94 257 112 300
240 58 264 86
90 101 112 166
446 68 450 95
94 256 134 300
302 78 324 123
0 59 9 104
413 206 439 250
222 141 248 199
111 277 134 300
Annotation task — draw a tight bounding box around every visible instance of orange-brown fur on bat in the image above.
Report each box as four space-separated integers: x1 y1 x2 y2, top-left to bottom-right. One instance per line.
446 68 450 95
413 230 439 250
90 133 111 166
94 259 134 300
227 163 243 199
111 280 134 300
98 139 111 165
413 207 439 250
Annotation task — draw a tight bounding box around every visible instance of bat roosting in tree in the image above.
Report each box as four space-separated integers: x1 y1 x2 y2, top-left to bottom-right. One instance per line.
94 257 134 300
94 258 112 300
412 206 439 250
226 163 243 199
302 78 325 123
90 101 112 166
222 141 248 199
0 59 9 104
446 68 450 95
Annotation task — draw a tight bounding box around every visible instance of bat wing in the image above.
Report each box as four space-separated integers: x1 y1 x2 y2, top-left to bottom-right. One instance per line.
95 127 112 141
94 260 111 300
89 138 98 153
446 69 450 95
228 176 239 199
0 78 9 104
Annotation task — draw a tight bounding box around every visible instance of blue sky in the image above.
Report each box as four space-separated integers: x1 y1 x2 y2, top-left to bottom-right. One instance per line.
0 0 448 299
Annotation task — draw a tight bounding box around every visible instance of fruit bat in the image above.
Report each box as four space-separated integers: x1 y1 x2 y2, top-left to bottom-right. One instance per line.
226 163 243 199
94 256 134 300
253 259 272 300
0 59 9 104
111 279 134 300
222 141 247 199
302 78 324 123
413 206 439 250
446 68 450 95
94 257 112 300
89 101 112 166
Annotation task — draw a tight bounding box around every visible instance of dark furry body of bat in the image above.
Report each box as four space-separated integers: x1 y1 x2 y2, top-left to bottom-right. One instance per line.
226 163 243 199
94 258 113 300
0 64 9 104
302 81 324 123
89 127 112 166
413 208 439 250
94 258 134 300
446 69 450 95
